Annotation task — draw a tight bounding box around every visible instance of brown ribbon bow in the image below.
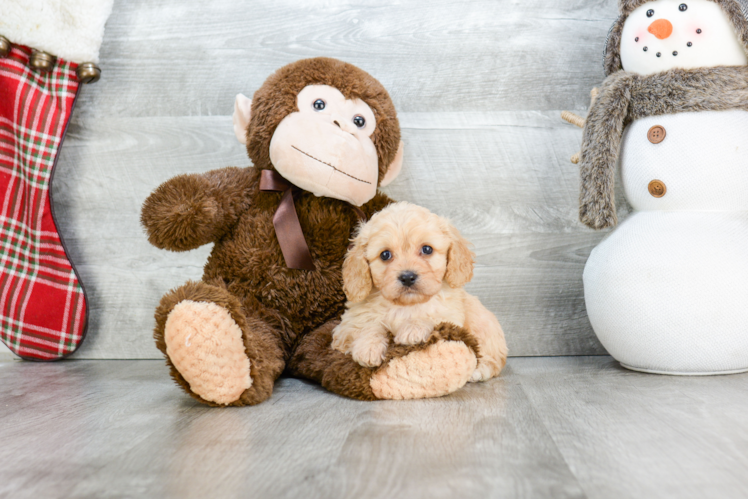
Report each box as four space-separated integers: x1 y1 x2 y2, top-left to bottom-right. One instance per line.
260 169 315 270
260 169 368 271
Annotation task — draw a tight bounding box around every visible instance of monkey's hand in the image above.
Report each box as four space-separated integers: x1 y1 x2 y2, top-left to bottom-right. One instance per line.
141 167 251 251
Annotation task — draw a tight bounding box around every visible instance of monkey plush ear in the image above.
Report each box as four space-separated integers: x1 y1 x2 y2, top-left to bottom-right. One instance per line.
342 234 372 303
233 94 252 145
379 140 404 187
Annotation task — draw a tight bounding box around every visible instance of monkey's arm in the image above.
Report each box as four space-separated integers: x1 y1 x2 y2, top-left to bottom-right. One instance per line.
289 321 480 401
141 167 254 251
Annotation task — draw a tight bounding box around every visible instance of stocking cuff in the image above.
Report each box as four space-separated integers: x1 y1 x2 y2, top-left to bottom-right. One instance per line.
0 0 114 63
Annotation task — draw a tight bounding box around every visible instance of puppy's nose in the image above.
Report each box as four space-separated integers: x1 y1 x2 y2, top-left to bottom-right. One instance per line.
398 271 418 287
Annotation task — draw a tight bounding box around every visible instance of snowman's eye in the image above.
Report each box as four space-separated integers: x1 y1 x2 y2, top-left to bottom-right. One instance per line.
679 3 688 11
647 9 655 17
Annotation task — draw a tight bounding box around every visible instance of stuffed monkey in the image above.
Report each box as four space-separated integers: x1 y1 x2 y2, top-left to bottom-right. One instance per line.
142 58 482 405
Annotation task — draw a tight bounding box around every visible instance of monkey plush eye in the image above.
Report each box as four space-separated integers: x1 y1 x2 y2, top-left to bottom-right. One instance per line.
679 3 687 11
421 245 433 255
647 9 654 16
353 115 366 128
313 99 326 111
380 250 392 261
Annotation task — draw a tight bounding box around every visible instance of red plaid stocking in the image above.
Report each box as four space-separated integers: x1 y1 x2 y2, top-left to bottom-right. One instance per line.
0 46 87 360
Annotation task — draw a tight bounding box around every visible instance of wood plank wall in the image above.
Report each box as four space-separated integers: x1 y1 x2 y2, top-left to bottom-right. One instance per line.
27 0 625 359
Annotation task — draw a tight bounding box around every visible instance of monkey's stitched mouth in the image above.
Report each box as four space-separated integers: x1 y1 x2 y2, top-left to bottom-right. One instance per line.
291 146 372 185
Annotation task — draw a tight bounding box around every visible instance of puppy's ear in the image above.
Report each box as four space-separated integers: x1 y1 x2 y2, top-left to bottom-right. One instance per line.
342 230 372 303
444 221 475 289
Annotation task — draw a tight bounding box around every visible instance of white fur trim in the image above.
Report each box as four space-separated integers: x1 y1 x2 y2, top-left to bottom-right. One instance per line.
0 0 114 63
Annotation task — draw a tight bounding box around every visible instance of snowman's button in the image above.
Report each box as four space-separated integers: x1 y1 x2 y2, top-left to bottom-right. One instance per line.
647 125 666 144
648 179 667 198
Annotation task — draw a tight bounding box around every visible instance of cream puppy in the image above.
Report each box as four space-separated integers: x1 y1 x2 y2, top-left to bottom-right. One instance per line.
332 202 507 382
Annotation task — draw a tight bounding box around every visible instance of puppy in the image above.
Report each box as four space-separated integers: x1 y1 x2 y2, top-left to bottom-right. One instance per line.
332 202 508 382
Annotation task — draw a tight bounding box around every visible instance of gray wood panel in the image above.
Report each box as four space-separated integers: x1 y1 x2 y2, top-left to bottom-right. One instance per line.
43 0 625 359
3 358 748 498
74 0 619 120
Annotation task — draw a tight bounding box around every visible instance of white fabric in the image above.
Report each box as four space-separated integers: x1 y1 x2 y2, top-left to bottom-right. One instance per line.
620 0 748 75
0 0 114 63
620 110 748 211
585 111 748 374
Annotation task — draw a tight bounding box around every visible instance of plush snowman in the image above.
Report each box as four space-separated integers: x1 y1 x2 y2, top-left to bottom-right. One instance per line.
577 0 748 374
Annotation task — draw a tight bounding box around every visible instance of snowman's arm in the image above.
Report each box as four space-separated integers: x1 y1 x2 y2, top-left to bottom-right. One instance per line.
578 73 635 230
141 167 253 251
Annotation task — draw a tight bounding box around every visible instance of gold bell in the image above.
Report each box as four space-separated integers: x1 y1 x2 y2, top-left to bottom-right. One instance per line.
0 36 11 58
75 62 101 84
29 50 56 72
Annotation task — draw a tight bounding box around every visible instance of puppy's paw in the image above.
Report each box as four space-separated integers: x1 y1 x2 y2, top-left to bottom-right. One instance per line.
351 337 389 368
394 322 434 346
469 363 493 383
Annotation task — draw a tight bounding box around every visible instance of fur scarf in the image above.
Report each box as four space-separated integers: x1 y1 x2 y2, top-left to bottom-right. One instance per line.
579 65 748 229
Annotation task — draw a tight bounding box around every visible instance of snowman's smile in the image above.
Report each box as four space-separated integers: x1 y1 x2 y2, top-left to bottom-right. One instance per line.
636 20 699 59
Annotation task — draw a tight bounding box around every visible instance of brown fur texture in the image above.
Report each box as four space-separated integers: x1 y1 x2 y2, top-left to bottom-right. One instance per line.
604 0 748 76
579 66 748 229
143 58 478 406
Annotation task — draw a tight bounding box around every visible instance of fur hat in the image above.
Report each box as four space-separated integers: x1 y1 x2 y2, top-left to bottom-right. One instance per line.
603 0 748 75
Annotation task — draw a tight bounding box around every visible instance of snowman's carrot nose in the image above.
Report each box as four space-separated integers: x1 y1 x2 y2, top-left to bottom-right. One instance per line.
648 19 673 39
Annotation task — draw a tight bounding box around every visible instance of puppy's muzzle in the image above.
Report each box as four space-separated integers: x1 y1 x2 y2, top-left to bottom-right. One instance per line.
398 271 418 287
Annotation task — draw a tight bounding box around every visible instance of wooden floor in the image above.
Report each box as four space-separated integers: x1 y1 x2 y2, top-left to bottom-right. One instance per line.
2 357 747 498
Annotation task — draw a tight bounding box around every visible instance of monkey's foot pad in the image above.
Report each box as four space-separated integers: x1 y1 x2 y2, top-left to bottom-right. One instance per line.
165 300 251 405
371 340 477 400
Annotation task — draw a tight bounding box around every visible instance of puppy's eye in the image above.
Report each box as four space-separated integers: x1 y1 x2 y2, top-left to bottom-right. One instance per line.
380 250 392 261
421 245 433 255
679 3 687 11
313 99 326 111
647 9 654 17
353 115 366 128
